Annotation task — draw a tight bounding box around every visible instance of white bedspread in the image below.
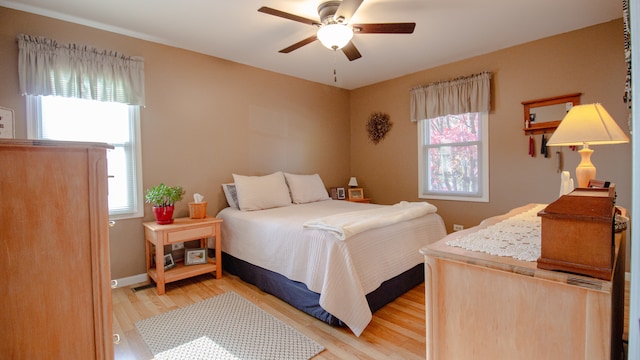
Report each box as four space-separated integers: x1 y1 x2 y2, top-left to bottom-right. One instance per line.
302 201 438 240
217 199 446 336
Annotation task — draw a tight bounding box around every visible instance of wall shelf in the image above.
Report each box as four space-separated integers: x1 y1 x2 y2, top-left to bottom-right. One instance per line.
522 93 581 135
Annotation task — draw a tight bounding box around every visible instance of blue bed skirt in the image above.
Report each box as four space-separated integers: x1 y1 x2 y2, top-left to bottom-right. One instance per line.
222 252 424 326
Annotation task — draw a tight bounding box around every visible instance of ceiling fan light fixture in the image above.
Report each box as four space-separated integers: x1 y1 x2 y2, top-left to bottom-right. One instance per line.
317 23 353 50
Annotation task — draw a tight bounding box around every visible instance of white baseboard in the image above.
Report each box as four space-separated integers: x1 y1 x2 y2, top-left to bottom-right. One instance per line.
112 272 632 289
112 273 148 288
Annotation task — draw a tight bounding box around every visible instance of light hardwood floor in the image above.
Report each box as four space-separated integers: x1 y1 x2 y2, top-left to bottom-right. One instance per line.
113 273 631 360
112 273 426 360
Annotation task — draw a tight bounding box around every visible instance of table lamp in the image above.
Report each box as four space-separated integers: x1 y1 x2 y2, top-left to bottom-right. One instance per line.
546 103 629 188
348 177 358 187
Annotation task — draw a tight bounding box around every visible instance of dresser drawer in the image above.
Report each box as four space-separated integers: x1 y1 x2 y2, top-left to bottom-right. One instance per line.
166 225 215 244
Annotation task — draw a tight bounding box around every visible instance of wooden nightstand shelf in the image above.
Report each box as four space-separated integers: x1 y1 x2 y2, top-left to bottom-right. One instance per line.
143 217 223 294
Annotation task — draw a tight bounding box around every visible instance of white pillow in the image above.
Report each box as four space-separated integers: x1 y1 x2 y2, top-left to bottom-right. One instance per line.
232 172 292 211
284 173 330 204
221 183 239 209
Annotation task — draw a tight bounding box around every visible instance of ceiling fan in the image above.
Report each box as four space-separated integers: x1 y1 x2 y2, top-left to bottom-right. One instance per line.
258 0 416 61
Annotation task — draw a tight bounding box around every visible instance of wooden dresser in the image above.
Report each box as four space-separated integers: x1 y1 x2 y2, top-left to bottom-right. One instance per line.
420 204 626 360
0 139 114 359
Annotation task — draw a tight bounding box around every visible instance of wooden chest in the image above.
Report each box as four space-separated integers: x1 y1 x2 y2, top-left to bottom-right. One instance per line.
537 187 616 280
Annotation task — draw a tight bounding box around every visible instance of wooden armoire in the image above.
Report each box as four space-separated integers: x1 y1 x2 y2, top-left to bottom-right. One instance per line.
0 139 114 359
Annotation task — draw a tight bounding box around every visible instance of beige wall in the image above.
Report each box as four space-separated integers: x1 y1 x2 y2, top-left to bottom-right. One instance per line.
350 19 631 232
1 7 631 278
0 7 351 279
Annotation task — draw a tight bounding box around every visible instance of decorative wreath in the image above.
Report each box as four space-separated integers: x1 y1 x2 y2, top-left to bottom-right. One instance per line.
366 112 393 144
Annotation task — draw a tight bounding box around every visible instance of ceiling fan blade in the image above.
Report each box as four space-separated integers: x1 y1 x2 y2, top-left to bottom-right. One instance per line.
352 23 416 34
279 35 318 53
258 6 320 26
342 41 362 61
335 0 364 22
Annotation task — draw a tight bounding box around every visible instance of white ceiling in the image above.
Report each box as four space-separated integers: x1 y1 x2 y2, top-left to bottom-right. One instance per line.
0 0 623 90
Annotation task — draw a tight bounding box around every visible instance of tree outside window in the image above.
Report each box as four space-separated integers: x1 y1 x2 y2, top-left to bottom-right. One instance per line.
418 112 488 202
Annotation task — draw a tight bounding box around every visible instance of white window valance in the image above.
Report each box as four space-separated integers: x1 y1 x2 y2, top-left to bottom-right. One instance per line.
410 71 491 122
17 34 145 106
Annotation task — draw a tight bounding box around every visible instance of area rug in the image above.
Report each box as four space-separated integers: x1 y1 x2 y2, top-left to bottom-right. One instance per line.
135 291 324 360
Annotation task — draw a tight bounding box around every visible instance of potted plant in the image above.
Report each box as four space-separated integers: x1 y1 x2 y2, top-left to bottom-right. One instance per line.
144 183 185 224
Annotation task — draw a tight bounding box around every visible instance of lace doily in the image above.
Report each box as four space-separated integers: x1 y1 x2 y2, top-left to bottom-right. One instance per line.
446 204 546 261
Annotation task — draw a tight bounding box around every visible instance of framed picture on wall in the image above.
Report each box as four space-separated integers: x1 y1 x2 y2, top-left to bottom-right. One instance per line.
337 187 346 200
0 106 15 139
348 188 364 200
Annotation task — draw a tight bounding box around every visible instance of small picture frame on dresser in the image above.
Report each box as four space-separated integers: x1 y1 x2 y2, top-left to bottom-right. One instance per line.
163 254 175 271
185 248 207 265
337 187 346 200
348 188 364 200
330 187 338 200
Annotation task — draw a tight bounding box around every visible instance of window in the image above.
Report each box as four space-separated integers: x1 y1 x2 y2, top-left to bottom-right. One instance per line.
27 95 143 219
418 112 489 202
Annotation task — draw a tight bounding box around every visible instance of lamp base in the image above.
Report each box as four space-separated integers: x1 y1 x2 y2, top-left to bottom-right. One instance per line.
575 145 596 188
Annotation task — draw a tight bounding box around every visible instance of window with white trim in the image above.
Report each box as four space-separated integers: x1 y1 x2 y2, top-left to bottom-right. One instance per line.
418 111 489 202
27 95 143 219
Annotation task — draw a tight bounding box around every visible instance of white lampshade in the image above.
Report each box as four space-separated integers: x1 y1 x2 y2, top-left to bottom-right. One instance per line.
317 24 353 50
348 177 358 187
546 103 629 146
546 103 629 188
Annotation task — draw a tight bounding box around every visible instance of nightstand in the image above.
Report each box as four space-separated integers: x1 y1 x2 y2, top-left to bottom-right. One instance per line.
348 198 371 203
143 217 223 294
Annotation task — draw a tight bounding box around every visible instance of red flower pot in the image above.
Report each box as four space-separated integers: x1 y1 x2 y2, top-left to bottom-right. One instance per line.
153 205 175 224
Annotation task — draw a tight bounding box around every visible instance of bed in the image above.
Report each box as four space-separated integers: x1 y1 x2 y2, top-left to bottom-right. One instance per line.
216 172 447 336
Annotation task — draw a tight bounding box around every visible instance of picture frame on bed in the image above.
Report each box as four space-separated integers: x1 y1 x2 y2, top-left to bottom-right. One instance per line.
337 187 346 200
185 248 208 265
348 188 364 200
